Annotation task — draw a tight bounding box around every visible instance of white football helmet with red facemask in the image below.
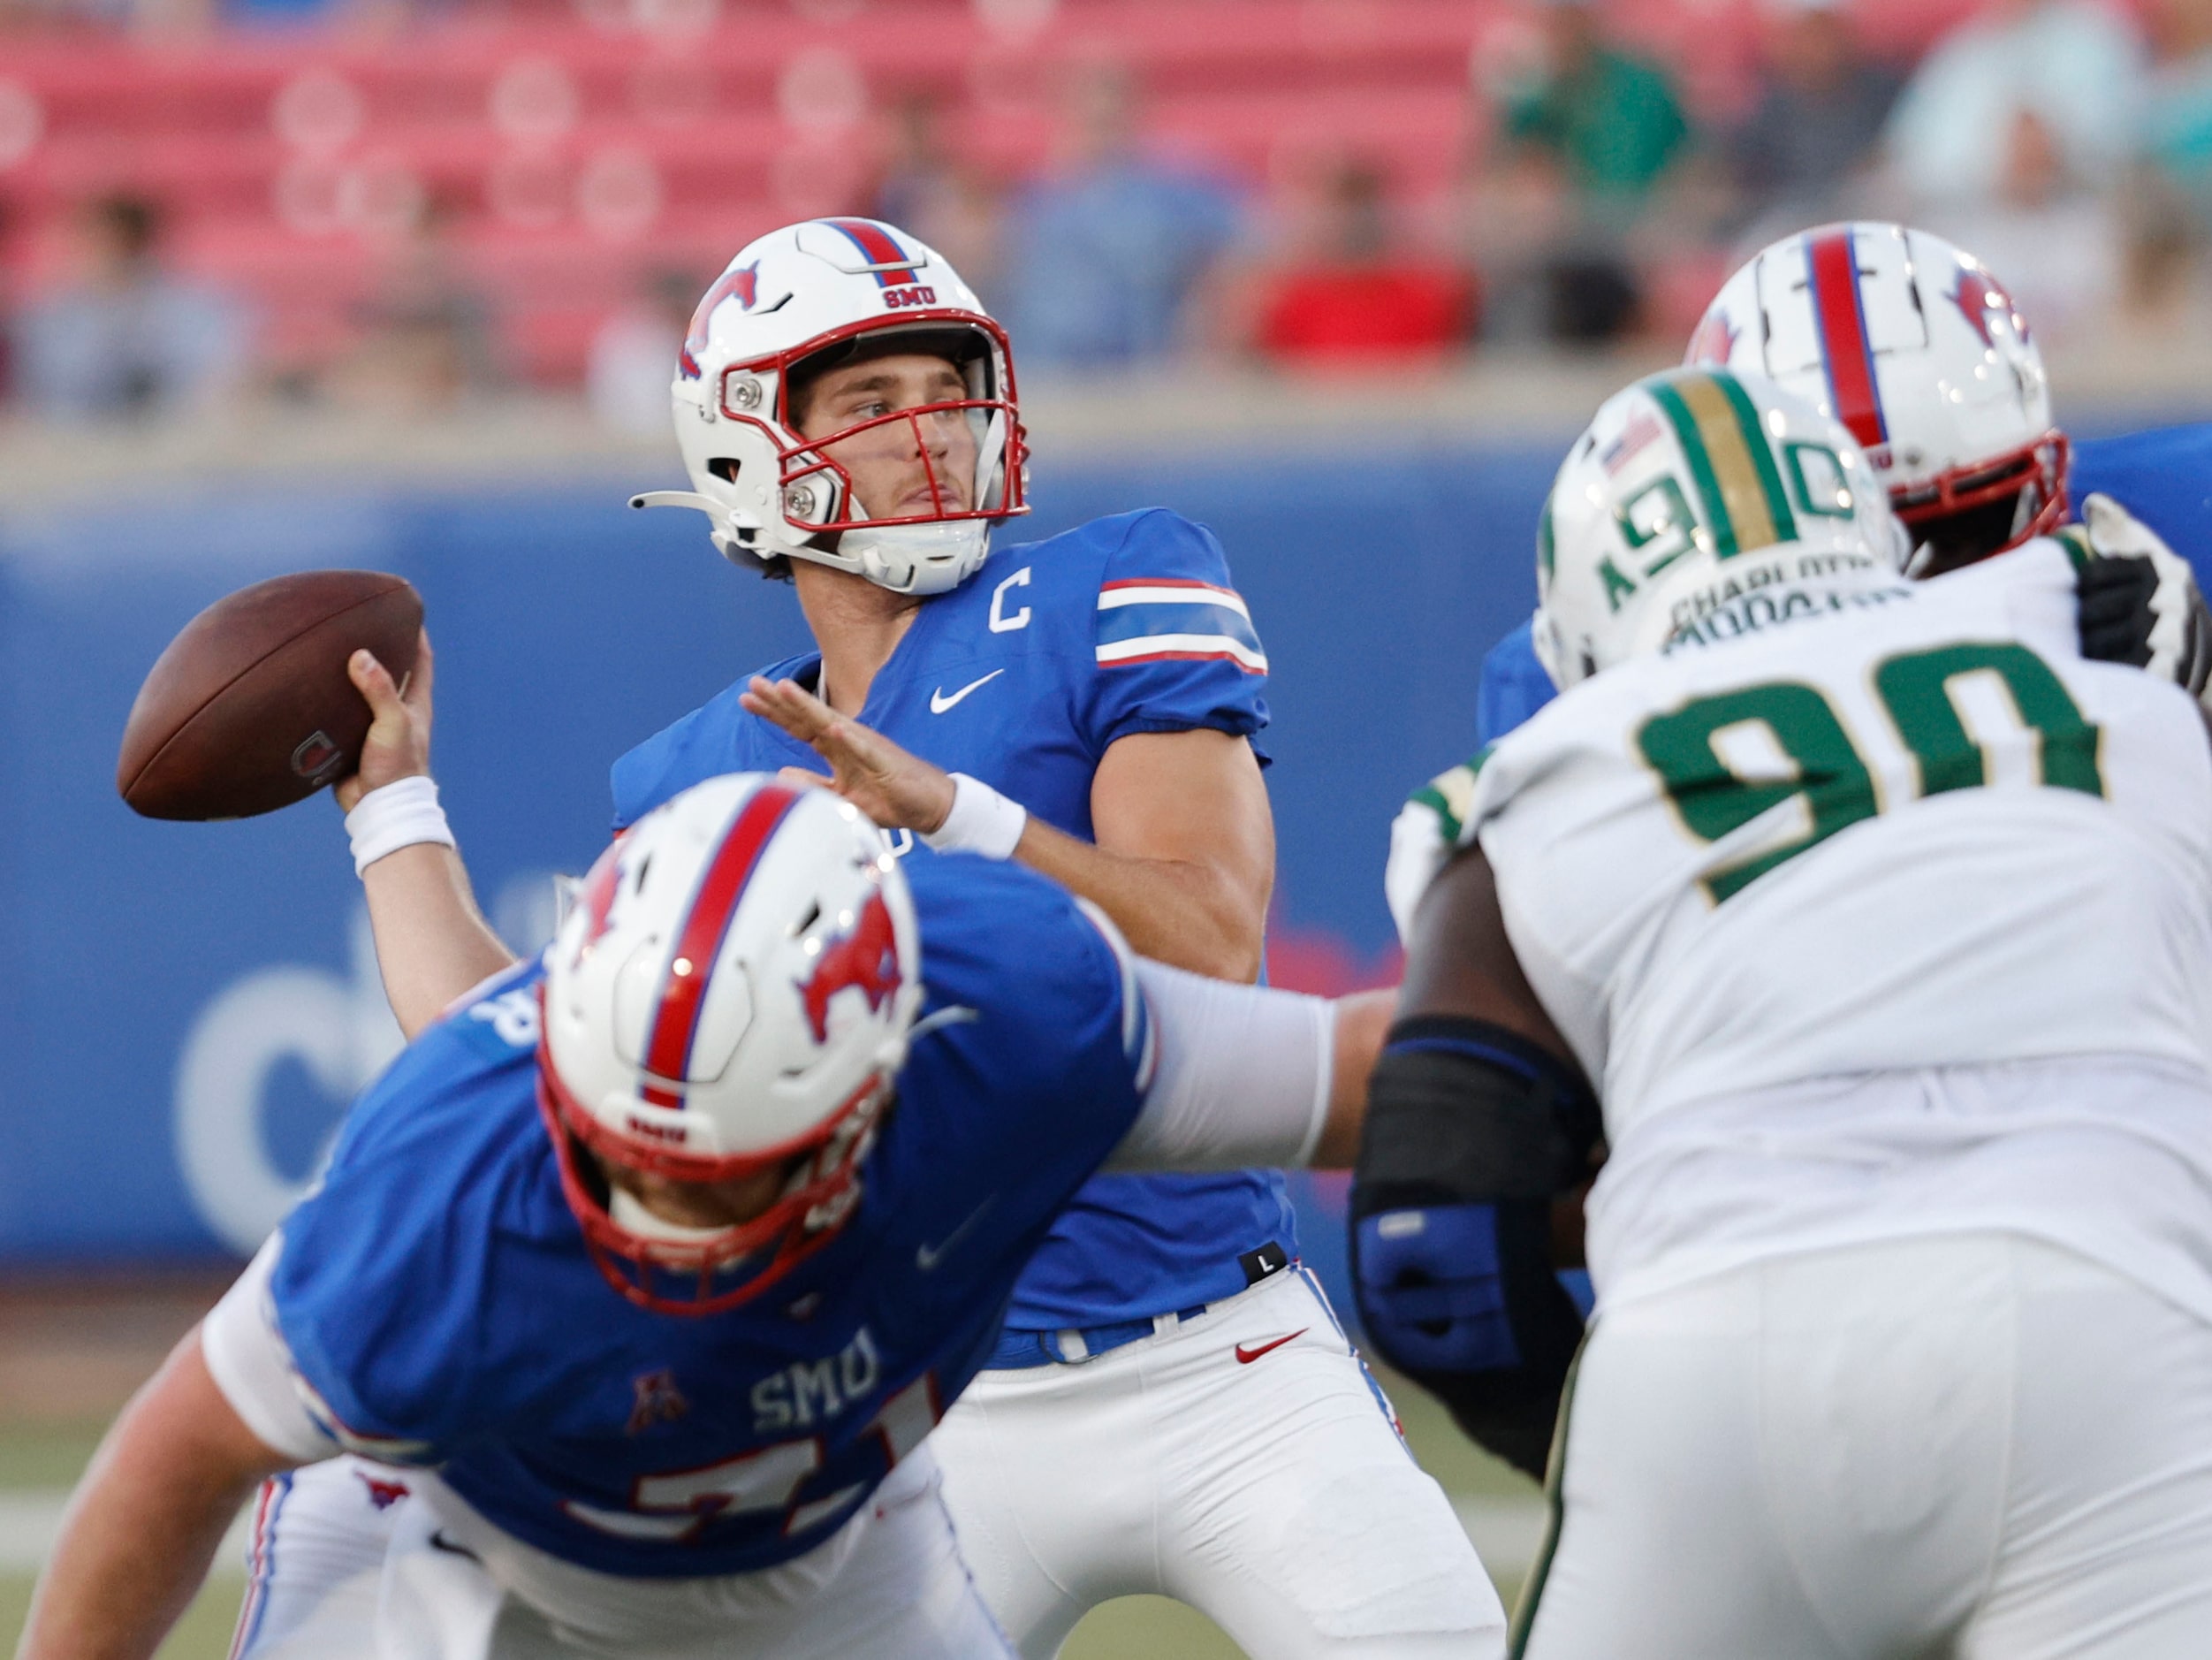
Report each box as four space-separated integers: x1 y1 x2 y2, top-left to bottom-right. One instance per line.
633 217 1027 597
1687 222 2067 564
538 773 923 1316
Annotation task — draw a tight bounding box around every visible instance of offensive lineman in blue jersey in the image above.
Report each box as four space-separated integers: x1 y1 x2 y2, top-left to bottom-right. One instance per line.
25 776 1463 1658
254 219 1501 1657
1389 220 2212 940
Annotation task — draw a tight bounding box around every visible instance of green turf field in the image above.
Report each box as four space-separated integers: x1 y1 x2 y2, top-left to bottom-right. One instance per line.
0 1380 1535 1656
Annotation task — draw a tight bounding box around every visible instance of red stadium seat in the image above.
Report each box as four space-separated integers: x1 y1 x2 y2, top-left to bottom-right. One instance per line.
0 0 1988 385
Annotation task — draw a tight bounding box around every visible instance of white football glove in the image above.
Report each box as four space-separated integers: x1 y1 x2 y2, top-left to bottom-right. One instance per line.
2073 492 2212 699
1384 758 1484 947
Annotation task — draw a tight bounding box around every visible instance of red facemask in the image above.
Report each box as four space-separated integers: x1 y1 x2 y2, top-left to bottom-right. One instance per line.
1891 429 2071 556
536 1057 890 1317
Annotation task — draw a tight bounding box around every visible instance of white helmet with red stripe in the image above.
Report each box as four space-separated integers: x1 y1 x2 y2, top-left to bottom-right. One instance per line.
538 773 922 1315
1686 222 2066 562
632 217 1027 598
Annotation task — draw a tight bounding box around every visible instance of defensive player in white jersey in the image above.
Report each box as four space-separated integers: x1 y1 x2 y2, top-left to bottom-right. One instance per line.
273 218 1501 1658
1420 220 2212 928
1357 365 2212 1656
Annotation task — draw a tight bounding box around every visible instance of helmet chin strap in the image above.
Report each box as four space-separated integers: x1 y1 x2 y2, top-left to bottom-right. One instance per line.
846 521 991 596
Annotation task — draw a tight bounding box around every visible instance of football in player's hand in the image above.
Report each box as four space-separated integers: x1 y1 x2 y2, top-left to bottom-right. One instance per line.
118 569 422 820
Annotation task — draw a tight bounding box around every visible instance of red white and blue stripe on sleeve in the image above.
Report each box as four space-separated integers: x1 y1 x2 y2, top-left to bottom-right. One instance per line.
1094 579 1268 675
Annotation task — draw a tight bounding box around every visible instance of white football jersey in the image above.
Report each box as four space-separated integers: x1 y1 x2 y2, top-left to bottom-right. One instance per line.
1464 540 2212 1314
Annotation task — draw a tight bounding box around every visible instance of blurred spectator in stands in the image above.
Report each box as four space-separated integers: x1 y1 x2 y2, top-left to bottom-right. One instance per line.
2147 0 2212 233
1884 0 2146 209
872 93 1006 304
999 61 1245 369
588 268 696 438
1456 142 1570 344
1497 0 1690 225
1469 0 1691 345
1250 154 1476 369
333 191 498 412
9 194 249 422
1925 106 2123 339
1728 0 1901 233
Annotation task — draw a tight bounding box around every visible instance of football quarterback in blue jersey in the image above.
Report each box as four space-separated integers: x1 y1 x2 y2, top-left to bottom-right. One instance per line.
616 219 1498 1657
278 218 1501 1657
25 776 1473 1659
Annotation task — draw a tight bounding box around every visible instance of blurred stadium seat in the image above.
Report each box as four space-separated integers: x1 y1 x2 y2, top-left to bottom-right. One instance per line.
0 1 1725 383
0 0 2000 385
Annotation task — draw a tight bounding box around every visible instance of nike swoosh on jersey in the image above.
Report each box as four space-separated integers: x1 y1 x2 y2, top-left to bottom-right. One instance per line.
1234 1329 1308 1365
916 1198 995 1270
929 669 1004 713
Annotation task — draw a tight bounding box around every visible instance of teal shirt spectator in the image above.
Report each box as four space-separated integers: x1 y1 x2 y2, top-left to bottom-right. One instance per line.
1883 0 2145 202
1502 46 1689 207
2149 47 2212 225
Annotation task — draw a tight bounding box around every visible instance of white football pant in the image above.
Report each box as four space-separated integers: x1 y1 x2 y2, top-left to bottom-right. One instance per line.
931 1265 1507 1658
1519 1232 2212 1659
228 1444 1013 1659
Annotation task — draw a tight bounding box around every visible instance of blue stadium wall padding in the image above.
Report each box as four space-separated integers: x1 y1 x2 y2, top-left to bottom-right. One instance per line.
0 437 1559 1265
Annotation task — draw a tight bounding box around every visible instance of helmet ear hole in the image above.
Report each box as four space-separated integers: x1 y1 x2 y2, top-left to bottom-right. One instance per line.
708 458 741 484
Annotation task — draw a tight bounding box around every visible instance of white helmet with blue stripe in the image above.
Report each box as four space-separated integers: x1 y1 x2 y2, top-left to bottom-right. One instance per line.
633 218 1028 597
1687 222 2065 567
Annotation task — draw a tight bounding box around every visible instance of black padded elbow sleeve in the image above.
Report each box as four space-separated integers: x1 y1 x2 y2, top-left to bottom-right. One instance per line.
1351 1017 1599 1480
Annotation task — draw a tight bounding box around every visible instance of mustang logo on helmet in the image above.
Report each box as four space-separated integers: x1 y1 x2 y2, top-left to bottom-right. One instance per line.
800 891 903 1045
678 261 764 379
1950 262 2027 350
1684 308 1738 369
571 849 627 969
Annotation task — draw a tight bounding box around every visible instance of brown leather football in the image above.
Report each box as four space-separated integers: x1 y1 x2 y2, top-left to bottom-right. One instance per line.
118 569 423 820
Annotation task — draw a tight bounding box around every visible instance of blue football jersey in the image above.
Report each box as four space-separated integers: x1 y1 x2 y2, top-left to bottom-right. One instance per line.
612 509 1295 1329
1470 421 2212 747
2073 423 2212 585
1474 618 1555 748
264 852 1150 1579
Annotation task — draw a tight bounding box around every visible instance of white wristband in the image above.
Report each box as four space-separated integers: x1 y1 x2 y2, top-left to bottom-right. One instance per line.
346 775 456 877
921 773 1028 860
